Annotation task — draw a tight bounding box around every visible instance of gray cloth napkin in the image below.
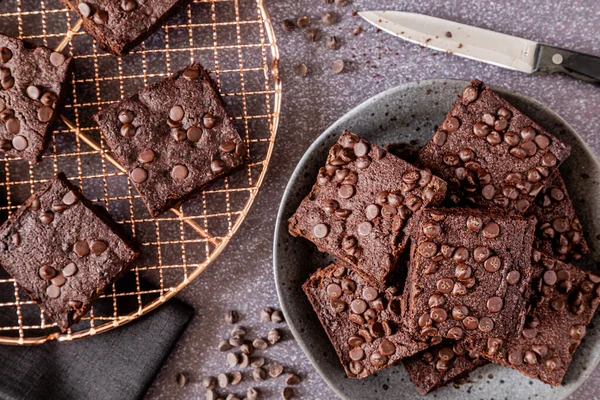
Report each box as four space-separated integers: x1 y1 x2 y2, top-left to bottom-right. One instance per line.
0 298 193 400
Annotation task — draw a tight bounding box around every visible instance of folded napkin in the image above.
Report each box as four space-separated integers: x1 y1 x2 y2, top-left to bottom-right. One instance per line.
0 297 193 400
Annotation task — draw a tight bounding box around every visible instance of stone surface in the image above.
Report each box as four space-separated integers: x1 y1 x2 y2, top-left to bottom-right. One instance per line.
143 0 600 399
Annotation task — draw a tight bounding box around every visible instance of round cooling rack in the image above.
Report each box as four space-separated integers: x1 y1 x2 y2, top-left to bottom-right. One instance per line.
0 0 281 344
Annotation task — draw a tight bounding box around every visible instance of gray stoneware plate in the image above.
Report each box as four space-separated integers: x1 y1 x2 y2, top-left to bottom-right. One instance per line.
273 79 600 400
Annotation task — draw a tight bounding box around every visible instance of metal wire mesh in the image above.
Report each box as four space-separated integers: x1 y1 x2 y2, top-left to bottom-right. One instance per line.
0 0 280 344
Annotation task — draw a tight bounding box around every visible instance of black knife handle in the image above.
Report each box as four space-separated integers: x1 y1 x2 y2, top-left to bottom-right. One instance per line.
533 44 600 84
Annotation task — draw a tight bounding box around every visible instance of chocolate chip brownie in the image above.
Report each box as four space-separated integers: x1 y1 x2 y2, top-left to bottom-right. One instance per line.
418 79 571 214
0 34 71 162
403 340 487 395
60 0 191 56
482 250 600 386
0 173 138 331
289 131 447 284
94 63 245 217
406 208 536 357
527 173 588 262
303 263 434 378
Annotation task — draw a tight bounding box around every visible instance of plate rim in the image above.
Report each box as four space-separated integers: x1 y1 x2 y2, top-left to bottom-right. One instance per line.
273 78 600 400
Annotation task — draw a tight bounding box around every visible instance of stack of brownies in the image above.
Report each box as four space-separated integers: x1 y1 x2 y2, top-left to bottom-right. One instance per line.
289 79 599 395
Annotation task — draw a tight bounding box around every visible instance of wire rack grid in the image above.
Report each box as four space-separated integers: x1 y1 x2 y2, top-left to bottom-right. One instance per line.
0 0 281 344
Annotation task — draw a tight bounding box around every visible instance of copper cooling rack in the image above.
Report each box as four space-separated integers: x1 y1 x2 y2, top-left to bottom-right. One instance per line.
0 0 280 344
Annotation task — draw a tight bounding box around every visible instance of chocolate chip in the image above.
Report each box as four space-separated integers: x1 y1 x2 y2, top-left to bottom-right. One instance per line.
26 85 41 100
362 286 378 301
267 329 281 345
252 367 267 382
218 373 229 388
39 211 54 224
325 36 340 50
509 350 523 366
313 223 329 239
462 85 478 103
168 105 184 122
90 240 107 254
437 277 453 294
430 307 447 323
452 246 469 263
121 0 137 11
282 19 295 32
226 352 239 367
120 124 136 137
271 310 284 323
285 373 301 385
294 63 308 77
306 28 321 42
482 222 500 238
418 241 437 258
6 117 20 133
93 9 108 24
541 152 557 167
0 76 12 90
49 51 66 67
46 285 61 299
172 164 189 179
432 130 447 146
570 325 586 340
230 371 242 386
62 262 78 277
137 149 155 164
11 135 27 151
78 2 92 17
74 240 90 257
463 316 479 330
452 305 468 320
326 283 342 299
282 387 294 400
487 296 503 312
332 59 345 74
350 299 367 314
296 15 310 28
130 167 147 183
484 256 501 273
429 293 445 308
269 363 284 377
0 47 12 63
39 265 57 280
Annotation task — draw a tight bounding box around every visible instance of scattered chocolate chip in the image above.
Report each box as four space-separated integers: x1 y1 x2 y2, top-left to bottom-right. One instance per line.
322 12 336 25
296 16 310 28
285 373 301 385
252 367 267 381
306 28 321 42
282 387 294 399
271 310 284 323
203 376 217 390
218 339 232 352
269 363 284 378
176 372 187 387
218 373 229 388
267 328 281 345
294 63 308 77
282 19 295 32
261 307 273 322
325 36 340 50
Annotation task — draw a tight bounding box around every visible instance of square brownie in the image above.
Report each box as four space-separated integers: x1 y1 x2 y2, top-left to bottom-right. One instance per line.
0 173 138 331
0 34 72 162
94 63 245 217
289 131 447 284
60 0 191 56
527 173 588 262
418 79 571 214
482 250 600 386
403 340 487 395
406 208 536 356
303 263 434 378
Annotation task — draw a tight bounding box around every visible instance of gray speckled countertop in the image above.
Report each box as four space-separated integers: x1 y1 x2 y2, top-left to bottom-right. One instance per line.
145 0 600 399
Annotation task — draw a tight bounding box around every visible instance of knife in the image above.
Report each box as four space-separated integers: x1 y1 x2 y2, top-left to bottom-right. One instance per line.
359 11 600 84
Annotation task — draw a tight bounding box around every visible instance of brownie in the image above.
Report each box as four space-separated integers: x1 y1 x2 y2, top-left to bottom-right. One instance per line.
406 208 536 356
404 340 487 395
60 0 191 56
0 173 138 331
303 263 435 378
94 63 245 217
527 173 588 262
480 250 600 386
0 34 72 162
289 131 447 284
418 79 571 214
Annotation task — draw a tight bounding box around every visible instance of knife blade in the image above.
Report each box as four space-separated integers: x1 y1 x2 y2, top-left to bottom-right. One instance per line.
359 11 600 84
